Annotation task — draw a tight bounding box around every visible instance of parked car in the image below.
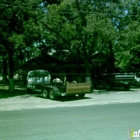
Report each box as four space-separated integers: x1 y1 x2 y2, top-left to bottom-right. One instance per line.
93 73 135 90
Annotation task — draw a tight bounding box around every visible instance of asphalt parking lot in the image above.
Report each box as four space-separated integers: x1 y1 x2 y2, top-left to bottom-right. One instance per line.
0 87 140 111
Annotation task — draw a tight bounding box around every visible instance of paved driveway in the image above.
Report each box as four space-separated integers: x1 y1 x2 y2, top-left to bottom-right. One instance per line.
0 88 140 111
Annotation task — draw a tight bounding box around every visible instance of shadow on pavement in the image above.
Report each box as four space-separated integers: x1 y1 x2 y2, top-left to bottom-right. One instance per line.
0 84 27 99
94 86 136 92
0 83 92 102
36 93 92 102
55 96 91 102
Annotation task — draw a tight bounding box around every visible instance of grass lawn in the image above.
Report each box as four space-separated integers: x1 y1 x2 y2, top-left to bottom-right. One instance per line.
0 82 27 98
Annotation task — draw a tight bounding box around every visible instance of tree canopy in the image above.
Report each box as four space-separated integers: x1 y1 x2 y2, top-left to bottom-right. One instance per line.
0 0 140 90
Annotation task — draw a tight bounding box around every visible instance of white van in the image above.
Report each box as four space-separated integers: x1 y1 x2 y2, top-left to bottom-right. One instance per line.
27 70 51 92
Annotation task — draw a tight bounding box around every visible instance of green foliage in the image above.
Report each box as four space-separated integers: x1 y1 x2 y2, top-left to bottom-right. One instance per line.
0 0 140 80
116 0 140 71
0 0 43 59
0 0 43 90
43 1 116 58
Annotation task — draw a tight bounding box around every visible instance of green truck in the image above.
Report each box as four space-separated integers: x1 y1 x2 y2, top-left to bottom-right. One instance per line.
93 73 135 90
26 70 91 100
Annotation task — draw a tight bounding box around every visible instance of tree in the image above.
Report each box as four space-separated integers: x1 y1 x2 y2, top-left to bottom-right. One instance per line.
1 0 139 91
0 0 43 91
37 0 118 88
115 0 140 71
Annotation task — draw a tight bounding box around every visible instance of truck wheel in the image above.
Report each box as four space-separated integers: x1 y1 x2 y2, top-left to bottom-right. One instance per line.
49 89 56 100
42 89 48 98
78 94 85 98
124 85 130 91
27 88 32 94
106 84 112 91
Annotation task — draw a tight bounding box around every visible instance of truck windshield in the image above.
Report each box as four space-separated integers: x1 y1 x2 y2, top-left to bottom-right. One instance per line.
28 70 50 77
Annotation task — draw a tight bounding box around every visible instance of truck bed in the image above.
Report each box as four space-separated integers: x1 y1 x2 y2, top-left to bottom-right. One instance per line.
66 82 91 94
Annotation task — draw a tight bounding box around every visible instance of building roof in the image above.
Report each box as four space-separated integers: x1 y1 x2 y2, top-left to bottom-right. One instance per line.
21 54 84 70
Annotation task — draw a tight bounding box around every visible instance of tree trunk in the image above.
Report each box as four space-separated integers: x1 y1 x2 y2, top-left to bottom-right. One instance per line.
84 61 93 91
8 50 14 91
2 57 8 82
108 41 115 73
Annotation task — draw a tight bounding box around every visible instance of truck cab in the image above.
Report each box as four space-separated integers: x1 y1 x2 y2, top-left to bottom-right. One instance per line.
27 70 51 92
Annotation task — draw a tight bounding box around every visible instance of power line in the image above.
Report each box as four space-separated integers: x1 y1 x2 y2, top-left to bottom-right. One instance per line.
0 2 139 17
0 0 140 8
59 11 139 18
70 0 140 8
0 3 43 11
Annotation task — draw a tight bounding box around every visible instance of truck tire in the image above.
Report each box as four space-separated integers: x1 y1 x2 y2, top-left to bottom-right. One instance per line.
49 89 56 100
124 85 130 91
78 94 85 98
106 84 112 91
42 88 49 98
27 88 33 94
